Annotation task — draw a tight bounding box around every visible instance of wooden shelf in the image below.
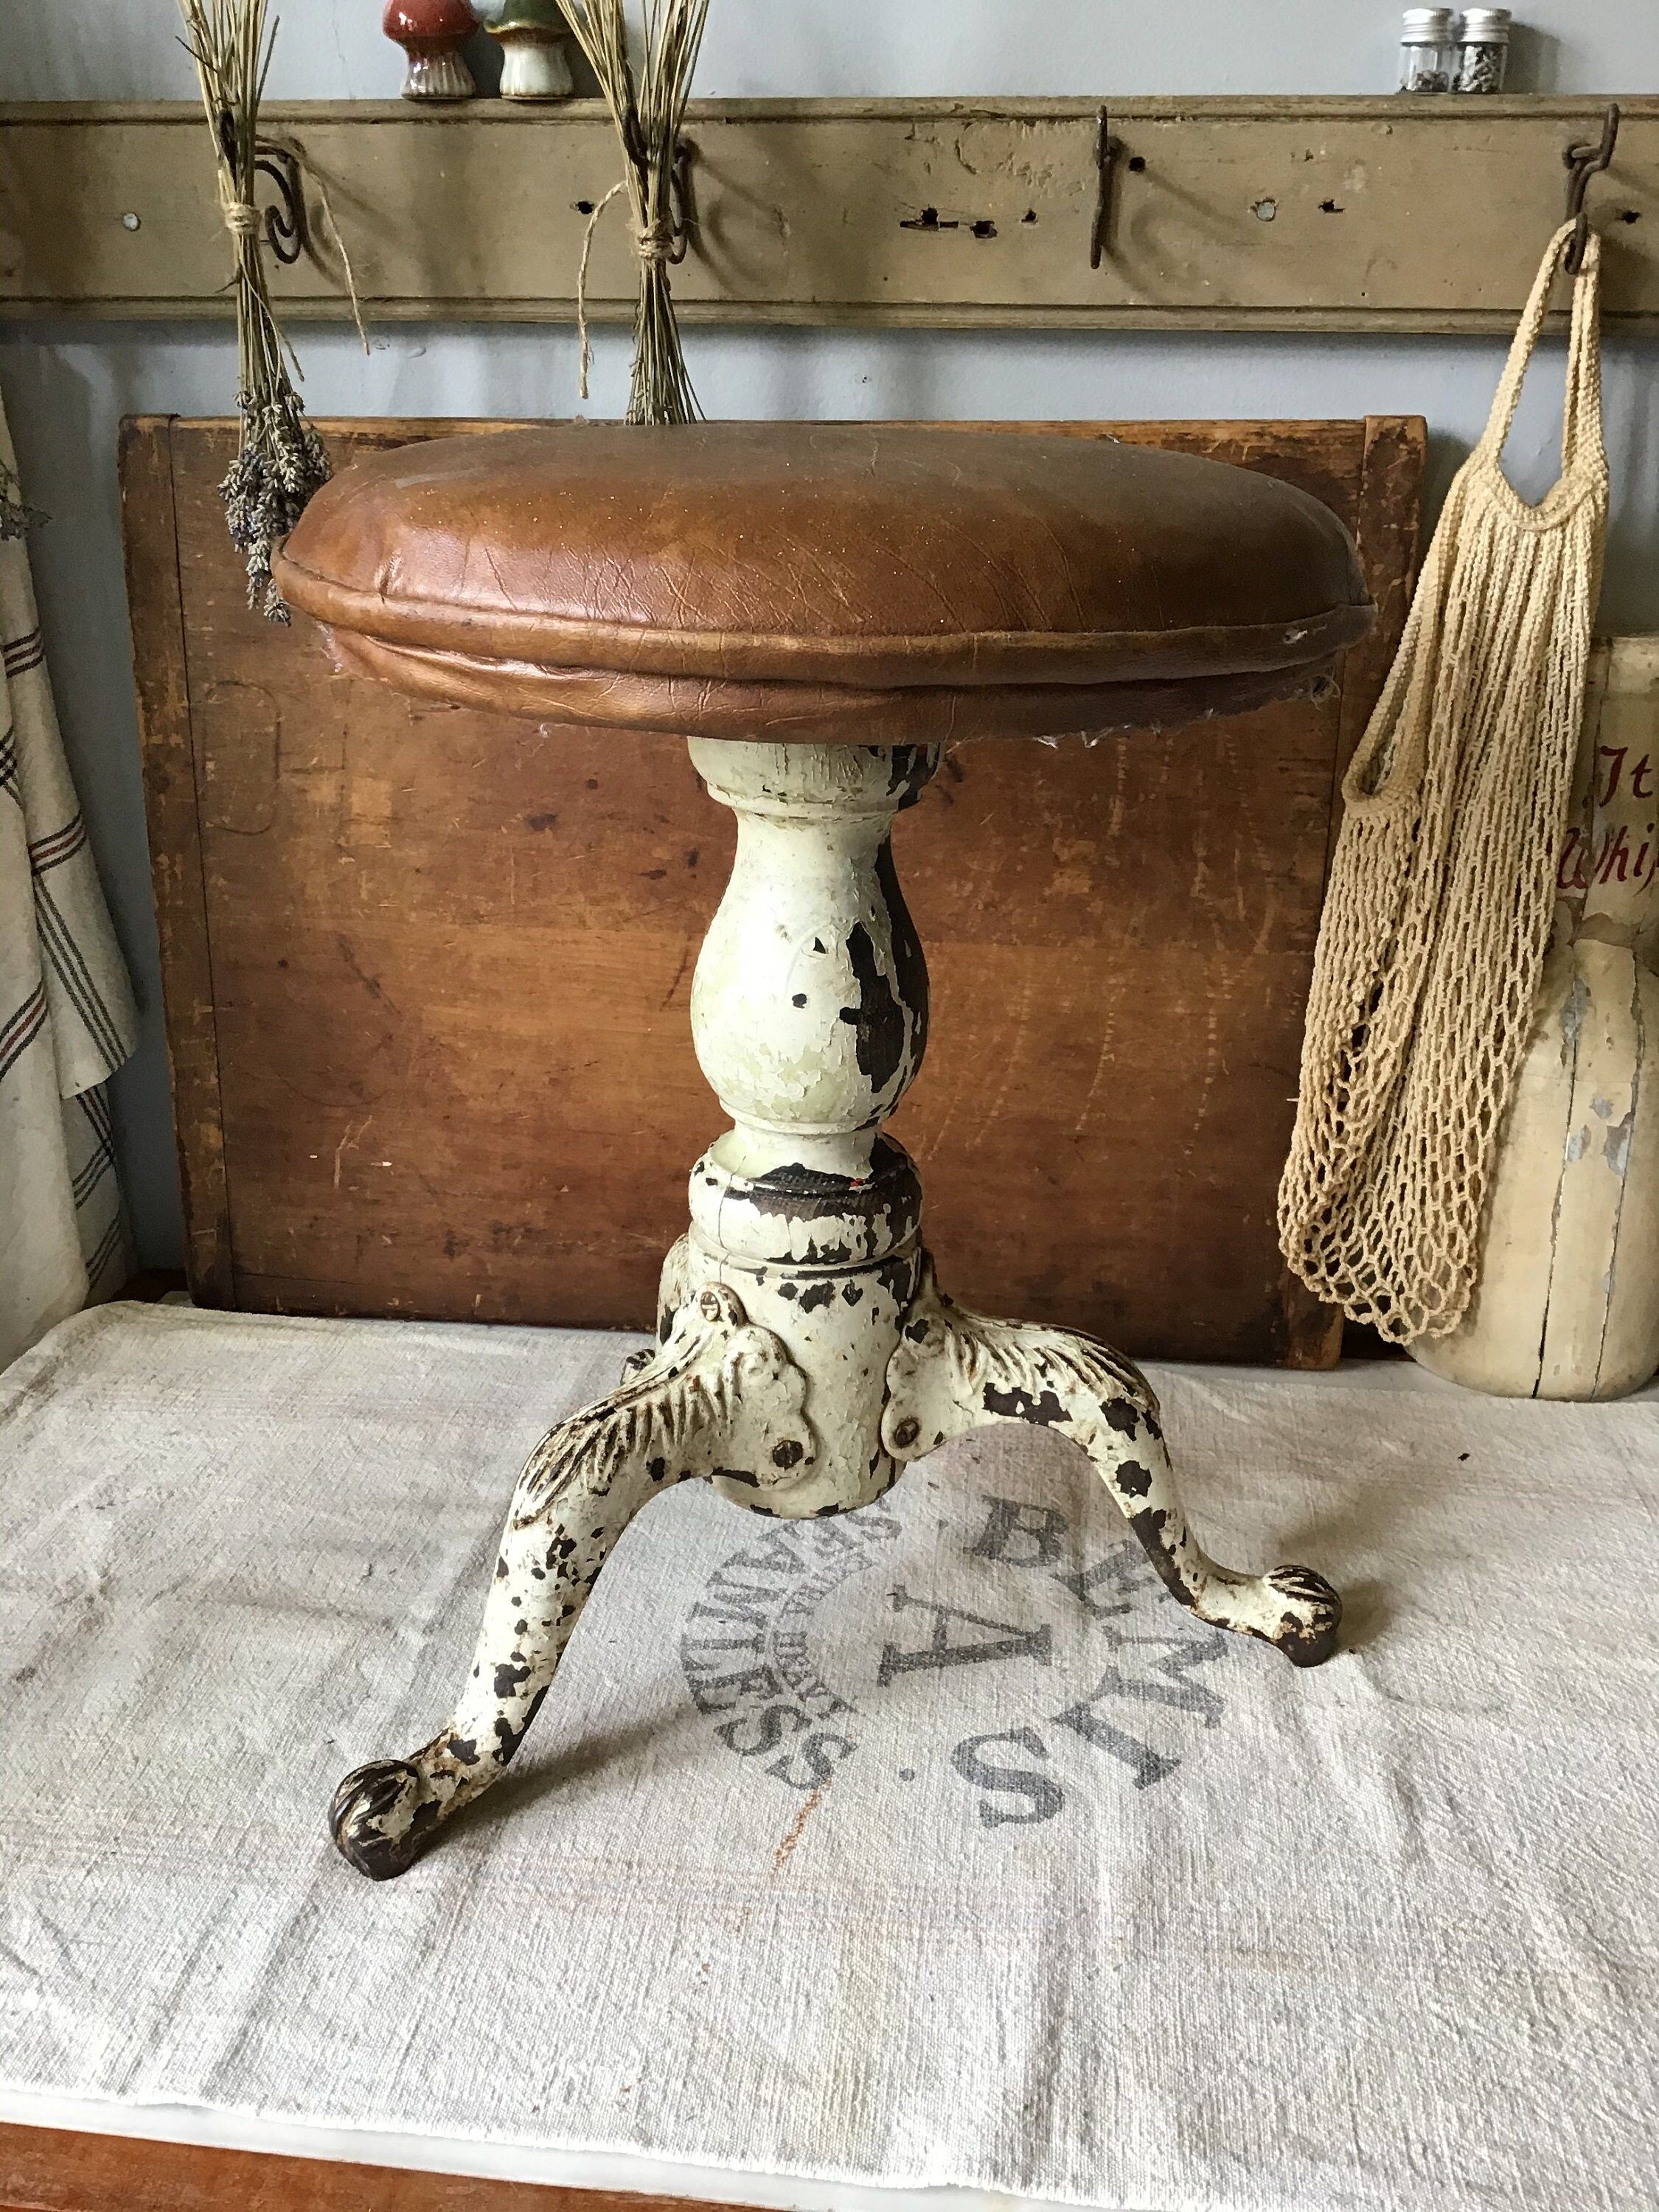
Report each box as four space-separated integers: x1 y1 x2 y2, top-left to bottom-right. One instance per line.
2 96 1656 331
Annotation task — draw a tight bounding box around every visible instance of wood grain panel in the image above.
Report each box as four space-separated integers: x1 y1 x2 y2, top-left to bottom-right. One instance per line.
118 416 234 1304
126 414 1423 1364
0 2120 732 2212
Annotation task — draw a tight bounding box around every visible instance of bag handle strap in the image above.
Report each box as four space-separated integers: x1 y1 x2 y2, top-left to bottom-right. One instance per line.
1475 221 1602 478
1559 231 1604 476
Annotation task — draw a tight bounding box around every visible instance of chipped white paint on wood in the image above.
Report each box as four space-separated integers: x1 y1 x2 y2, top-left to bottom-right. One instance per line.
688 739 933 1177
330 738 1341 1879
1416 639 1659 1399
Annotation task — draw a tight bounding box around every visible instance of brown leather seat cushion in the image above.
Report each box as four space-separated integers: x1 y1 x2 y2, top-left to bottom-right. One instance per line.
273 422 1372 742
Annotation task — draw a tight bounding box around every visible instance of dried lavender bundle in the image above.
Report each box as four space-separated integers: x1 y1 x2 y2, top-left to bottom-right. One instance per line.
178 0 330 620
563 0 711 425
0 461 29 541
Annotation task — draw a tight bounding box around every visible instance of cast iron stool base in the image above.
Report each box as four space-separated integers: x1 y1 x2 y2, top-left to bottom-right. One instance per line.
330 741 1340 1879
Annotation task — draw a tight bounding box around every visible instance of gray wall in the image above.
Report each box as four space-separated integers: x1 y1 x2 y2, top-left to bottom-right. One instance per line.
2 3 1655 1268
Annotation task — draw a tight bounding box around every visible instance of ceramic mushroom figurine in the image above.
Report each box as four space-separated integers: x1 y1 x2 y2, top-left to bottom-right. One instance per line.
383 0 479 100
482 0 576 100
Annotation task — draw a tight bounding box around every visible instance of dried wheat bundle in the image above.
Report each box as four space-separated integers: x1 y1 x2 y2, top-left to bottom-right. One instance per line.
563 0 710 424
178 0 330 621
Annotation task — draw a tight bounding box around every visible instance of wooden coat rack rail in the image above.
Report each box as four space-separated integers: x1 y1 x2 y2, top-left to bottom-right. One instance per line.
1 96 1656 331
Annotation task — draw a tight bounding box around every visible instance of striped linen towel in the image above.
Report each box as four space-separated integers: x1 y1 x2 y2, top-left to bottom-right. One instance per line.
0 396 139 1368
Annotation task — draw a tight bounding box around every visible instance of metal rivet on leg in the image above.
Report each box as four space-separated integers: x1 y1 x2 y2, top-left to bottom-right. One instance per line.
892 1416 919 1448
771 1439 804 1470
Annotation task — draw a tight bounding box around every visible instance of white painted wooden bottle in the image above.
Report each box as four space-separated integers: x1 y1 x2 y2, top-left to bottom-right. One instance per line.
1414 639 1659 1397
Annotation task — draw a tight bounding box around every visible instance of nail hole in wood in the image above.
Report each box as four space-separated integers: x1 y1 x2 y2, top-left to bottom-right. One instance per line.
1319 198 1344 213
1126 155 1146 173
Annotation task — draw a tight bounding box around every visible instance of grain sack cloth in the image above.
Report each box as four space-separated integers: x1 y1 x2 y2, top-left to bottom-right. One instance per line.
0 1303 1653 2212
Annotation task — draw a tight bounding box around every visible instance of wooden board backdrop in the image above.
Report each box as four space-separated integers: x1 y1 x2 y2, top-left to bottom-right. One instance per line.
122 414 1422 1366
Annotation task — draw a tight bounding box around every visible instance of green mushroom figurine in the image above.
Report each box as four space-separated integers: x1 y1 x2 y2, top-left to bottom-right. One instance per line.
481 0 576 99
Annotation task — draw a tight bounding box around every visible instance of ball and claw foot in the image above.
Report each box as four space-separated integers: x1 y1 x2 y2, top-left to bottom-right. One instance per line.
1257 1565 1343 1667
330 1757 440 1881
328 1282 817 1879
883 1259 1343 1669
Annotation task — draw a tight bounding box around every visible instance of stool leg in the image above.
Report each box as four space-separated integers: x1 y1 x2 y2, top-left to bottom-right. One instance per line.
882 1259 1341 1666
330 1285 815 1878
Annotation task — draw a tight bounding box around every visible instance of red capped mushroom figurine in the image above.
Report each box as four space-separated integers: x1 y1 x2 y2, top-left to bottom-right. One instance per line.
383 0 479 100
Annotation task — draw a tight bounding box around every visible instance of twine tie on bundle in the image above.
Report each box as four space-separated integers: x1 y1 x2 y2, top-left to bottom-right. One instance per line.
576 179 627 399
1279 223 1610 1342
217 143 370 359
575 181 686 400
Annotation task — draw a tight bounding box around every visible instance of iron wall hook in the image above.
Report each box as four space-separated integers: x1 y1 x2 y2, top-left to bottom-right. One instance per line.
1090 106 1119 271
253 141 307 267
1562 104 1619 277
212 111 310 267
667 137 695 266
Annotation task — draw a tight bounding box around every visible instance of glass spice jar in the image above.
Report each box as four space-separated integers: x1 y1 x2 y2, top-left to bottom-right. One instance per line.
1455 8 1512 93
1398 7 1455 93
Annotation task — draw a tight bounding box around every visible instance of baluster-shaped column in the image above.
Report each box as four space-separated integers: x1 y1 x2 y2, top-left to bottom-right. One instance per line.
667 740 939 1514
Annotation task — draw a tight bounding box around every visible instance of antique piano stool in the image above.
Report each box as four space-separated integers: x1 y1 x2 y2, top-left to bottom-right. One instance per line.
273 423 1374 1878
